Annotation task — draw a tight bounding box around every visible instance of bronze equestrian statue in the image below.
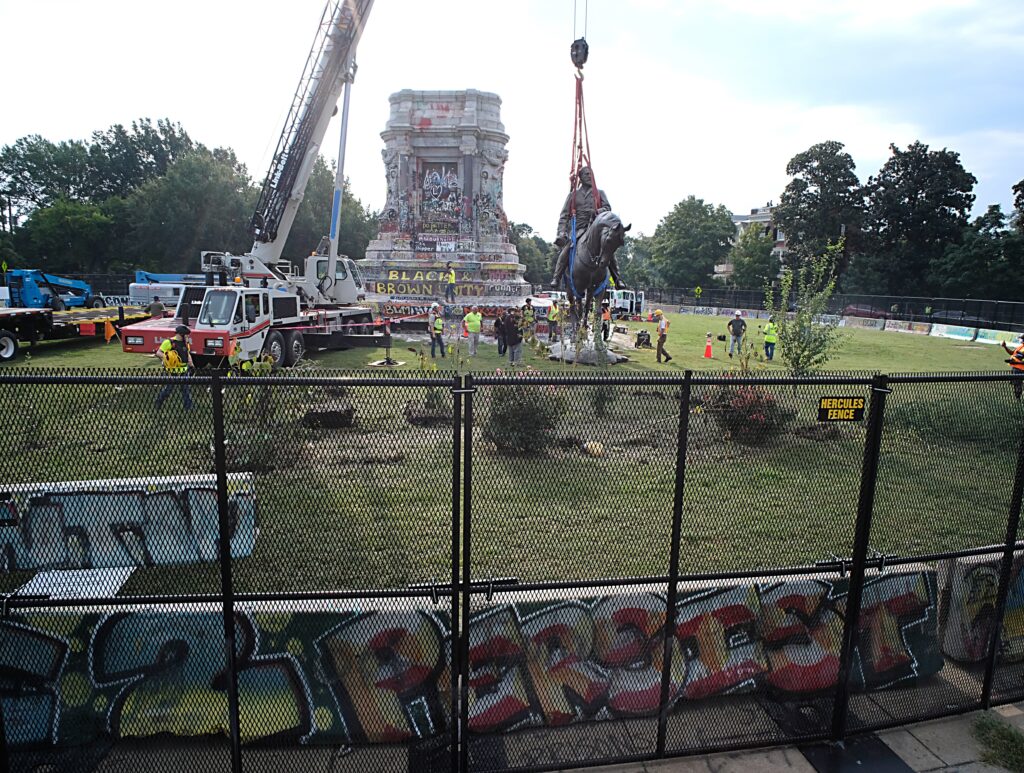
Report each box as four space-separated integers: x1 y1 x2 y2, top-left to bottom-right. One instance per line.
565 211 631 324
551 166 626 290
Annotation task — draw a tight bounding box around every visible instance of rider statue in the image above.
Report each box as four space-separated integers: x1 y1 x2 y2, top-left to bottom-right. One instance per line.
551 166 624 289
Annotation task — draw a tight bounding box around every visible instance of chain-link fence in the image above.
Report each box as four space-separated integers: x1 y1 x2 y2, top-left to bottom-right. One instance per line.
2 369 1024 772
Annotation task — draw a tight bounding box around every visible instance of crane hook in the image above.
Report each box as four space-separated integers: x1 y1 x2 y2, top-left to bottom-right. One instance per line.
571 37 589 69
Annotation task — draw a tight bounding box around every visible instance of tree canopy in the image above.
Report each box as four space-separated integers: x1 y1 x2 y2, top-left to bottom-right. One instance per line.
650 196 734 287
773 140 861 264
0 119 378 275
728 222 779 289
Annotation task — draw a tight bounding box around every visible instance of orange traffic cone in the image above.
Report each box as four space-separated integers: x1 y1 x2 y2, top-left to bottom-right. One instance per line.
703 333 713 359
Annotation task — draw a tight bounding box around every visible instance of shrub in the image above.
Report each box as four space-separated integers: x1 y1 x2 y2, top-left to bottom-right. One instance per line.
482 369 563 455
705 385 787 445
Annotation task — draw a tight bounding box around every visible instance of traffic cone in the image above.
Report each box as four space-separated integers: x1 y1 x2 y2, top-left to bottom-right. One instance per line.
703 333 713 359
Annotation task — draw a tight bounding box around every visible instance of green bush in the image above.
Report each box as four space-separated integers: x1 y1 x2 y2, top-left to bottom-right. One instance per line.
482 371 563 455
705 385 788 445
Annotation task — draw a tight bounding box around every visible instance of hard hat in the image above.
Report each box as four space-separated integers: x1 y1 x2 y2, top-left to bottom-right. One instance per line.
431 302 439 308
174 325 190 336
735 310 742 316
654 309 663 316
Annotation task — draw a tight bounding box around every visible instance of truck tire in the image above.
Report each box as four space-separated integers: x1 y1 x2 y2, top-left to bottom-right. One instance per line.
51 297 65 311
284 330 305 366
0 330 19 363
91 297 105 308
263 330 286 369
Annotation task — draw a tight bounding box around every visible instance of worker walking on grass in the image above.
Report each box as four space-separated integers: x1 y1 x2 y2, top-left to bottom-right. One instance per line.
727 311 746 358
428 302 445 359
1002 333 1024 399
463 305 483 356
155 325 192 411
763 316 778 361
601 302 612 342
655 309 672 364
522 298 536 342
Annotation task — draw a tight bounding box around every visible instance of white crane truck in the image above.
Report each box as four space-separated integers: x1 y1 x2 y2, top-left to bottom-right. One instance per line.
122 0 380 368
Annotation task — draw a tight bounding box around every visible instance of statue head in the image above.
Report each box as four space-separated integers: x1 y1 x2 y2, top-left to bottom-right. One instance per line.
578 166 593 188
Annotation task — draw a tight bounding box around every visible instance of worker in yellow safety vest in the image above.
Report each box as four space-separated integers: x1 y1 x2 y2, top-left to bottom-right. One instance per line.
547 301 560 342
1003 333 1024 399
155 325 193 411
429 302 446 359
444 262 456 303
763 316 778 361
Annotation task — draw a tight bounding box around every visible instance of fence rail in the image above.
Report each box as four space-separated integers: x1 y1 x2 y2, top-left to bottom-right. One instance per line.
2 369 1024 772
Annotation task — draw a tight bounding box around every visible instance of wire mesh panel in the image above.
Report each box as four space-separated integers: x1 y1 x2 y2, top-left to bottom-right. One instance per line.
662 377 872 755
0 373 232 772
217 373 458 771
469 376 678 584
464 586 663 772
221 373 456 594
847 376 1024 731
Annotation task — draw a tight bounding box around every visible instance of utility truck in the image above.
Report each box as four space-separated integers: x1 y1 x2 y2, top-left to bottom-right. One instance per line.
122 0 380 368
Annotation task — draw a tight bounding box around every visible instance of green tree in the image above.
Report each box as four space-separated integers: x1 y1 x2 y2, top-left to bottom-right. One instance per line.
728 224 779 288
0 136 92 221
281 156 377 261
87 118 193 199
1013 178 1024 234
929 205 1024 300
773 141 862 265
650 196 734 287
764 242 846 376
120 147 255 273
617 234 658 287
507 222 552 285
12 198 114 275
861 141 977 294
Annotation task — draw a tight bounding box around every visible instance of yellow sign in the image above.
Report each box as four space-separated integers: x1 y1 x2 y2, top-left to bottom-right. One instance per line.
818 396 865 422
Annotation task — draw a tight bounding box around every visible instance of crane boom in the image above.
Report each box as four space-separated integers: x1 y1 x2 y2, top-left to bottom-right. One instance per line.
249 0 373 263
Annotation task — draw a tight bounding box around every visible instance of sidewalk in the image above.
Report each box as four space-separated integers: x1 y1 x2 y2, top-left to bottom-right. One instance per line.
567 704 1024 773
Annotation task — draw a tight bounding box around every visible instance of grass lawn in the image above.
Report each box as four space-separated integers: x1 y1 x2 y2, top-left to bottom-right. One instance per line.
4 310 1012 374
1 312 1019 594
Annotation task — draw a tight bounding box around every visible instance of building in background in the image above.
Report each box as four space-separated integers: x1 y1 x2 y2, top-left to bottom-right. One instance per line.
714 202 788 283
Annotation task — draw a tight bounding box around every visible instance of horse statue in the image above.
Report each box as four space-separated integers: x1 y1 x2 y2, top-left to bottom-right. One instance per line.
565 210 631 323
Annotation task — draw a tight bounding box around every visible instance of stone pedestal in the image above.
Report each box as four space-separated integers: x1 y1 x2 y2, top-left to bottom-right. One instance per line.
357 90 532 318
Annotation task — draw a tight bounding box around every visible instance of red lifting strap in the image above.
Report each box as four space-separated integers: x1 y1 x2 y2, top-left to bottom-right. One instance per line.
568 70 602 217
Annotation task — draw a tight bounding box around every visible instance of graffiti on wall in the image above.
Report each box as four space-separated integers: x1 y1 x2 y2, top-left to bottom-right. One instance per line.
0 478 256 571
0 572 943 751
939 552 1024 663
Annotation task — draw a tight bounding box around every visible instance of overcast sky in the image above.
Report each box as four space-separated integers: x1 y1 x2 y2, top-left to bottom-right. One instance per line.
2 0 1022 240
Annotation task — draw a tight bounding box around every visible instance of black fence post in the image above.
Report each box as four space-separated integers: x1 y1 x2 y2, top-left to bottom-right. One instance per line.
449 375 463 773
211 373 244 773
656 371 692 756
459 374 475 773
830 373 890 741
0 694 8 773
981 417 1024 707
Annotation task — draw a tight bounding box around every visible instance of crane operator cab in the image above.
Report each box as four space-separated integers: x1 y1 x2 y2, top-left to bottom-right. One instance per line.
303 254 366 306
190 286 276 367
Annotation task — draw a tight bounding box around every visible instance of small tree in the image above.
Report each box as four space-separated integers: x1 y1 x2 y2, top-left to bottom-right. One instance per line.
764 241 845 376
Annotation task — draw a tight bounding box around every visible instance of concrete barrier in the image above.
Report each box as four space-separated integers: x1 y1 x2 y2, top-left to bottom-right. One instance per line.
929 323 978 341
975 328 1018 345
841 317 885 330
884 319 932 334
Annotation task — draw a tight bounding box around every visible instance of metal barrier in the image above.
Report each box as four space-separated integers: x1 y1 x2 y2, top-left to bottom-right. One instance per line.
2 369 1024 772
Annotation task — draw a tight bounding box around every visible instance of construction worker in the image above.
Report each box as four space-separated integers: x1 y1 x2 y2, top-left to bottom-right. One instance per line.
444 262 456 303
1002 333 1024 399
147 295 165 319
601 302 612 342
522 298 536 341
727 311 746 358
155 325 192 411
547 301 560 342
764 316 778 361
428 302 445 359
654 309 672 364
463 304 483 356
